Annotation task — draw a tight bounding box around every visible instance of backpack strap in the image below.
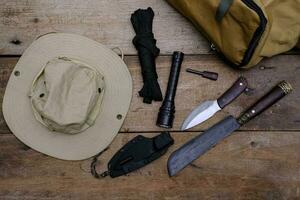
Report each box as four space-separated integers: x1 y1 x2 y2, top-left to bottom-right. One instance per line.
216 0 234 22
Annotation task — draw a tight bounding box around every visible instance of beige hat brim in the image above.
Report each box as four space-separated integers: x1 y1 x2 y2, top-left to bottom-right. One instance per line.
2 33 132 160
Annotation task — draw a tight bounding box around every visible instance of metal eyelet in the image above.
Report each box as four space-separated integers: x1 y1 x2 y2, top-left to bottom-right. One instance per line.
14 71 20 76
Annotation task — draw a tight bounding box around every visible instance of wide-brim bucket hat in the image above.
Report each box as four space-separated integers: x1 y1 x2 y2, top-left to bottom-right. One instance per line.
2 33 132 160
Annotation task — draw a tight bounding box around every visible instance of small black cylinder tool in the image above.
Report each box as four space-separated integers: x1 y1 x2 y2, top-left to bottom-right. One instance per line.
157 51 184 128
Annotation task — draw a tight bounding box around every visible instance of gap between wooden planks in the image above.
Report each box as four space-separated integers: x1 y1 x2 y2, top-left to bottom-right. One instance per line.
0 54 299 134
0 132 299 199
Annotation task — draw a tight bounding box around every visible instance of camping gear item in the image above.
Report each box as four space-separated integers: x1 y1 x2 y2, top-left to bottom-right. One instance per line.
157 51 184 129
168 81 292 176
186 68 218 81
91 132 174 178
181 76 248 130
166 0 300 68
131 7 163 104
2 33 132 160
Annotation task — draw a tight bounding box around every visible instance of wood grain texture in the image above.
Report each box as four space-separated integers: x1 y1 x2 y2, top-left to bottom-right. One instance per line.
0 0 208 55
0 132 299 200
0 55 299 134
1 1 299 199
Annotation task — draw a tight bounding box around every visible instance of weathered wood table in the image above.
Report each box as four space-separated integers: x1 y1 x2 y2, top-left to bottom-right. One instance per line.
0 1 299 199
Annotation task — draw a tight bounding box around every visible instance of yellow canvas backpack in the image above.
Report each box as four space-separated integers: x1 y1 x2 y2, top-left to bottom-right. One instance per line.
166 0 300 68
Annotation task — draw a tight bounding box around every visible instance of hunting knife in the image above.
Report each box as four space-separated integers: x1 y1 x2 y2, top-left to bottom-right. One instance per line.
181 77 248 130
168 81 292 176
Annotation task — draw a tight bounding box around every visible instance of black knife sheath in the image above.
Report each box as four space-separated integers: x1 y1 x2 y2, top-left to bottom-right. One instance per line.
91 132 174 178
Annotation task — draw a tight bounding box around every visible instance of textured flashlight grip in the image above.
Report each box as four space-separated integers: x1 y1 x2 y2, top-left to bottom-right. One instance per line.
156 51 184 129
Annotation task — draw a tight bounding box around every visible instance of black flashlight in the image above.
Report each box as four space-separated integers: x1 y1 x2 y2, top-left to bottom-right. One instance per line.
156 51 184 129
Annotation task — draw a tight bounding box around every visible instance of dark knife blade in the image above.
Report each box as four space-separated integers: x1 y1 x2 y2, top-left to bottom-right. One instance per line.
168 116 240 176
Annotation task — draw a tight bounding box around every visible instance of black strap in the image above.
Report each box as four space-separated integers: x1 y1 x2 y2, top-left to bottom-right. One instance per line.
216 0 234 22
131 7 163 104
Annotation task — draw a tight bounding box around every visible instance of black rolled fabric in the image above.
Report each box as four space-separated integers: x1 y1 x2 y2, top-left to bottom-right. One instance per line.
131 7 163 104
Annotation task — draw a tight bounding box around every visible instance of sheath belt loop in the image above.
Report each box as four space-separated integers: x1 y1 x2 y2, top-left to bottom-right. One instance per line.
216 0 234 22
154 132 174 150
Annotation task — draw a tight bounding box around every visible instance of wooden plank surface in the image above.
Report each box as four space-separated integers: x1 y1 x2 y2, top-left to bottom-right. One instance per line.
0 55 299 134
0 132 299 200
1 1 300 199
0 0 208 55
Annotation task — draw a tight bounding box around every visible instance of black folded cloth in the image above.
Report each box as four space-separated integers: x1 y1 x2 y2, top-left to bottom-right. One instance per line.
131 7 163 104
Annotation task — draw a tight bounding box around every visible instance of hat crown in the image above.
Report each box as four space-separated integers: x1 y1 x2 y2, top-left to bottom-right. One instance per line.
30 57 105 134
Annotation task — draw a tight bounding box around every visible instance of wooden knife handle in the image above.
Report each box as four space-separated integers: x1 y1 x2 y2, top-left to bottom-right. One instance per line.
237 81 293 125
217 77 248 108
